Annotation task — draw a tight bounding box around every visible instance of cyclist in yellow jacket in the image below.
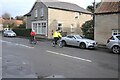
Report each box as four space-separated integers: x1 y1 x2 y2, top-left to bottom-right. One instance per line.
53 30 62 45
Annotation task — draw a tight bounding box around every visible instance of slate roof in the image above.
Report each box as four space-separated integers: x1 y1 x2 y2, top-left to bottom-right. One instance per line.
24 0 91 16
43 2 91 13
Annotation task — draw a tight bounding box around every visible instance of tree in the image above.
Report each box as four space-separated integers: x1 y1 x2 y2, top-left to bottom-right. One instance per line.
86 2 101 13
2 13 15 29
15 16 24 20
2 12 11 20
81 20 94 40
81 2 101 40
17 21 26 29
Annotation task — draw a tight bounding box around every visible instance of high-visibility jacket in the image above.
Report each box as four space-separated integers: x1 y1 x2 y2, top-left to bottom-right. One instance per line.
53 31 62 38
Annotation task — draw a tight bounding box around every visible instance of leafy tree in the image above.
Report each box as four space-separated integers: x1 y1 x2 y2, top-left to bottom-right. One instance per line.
86 2 101 13
81 2 101 40
81 20 94 40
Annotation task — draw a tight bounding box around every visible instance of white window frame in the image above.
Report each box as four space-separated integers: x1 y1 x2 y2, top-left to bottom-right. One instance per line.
112 29 120 36
32 21 47 36
70 24 74 33
34 9 38 17
75 12 79 19
57 21 63 31
40 7 44 17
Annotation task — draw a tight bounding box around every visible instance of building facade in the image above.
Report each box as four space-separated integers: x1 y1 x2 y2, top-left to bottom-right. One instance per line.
95 1 120 44
0 18 4 31
25 0 92 39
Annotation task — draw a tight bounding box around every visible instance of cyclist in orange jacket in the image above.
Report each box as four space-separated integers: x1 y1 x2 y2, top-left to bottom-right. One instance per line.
30 30 36 43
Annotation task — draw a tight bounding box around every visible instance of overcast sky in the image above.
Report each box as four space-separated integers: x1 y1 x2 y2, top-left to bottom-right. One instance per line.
0 0 101 18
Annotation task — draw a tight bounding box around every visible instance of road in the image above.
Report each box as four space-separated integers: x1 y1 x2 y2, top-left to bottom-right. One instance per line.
1 37 119 78
0 33 2 79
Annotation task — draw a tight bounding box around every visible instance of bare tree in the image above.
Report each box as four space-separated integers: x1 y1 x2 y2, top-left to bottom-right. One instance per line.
2 12 11 20
15 16 24 20
2 13 15 29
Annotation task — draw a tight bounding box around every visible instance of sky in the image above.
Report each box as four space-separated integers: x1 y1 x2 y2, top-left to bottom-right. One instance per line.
0 0 101 18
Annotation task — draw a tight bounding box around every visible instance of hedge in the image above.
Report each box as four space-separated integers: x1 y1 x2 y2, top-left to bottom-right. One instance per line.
12 28 32 37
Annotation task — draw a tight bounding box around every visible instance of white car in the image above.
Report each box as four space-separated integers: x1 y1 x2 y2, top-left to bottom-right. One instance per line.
106 35 120 54
61 35 97 49
3 30 16 37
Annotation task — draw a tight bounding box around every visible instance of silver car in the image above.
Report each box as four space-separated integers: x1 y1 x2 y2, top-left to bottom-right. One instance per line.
61 35 97 49
106 35 120 54
3 30 16 37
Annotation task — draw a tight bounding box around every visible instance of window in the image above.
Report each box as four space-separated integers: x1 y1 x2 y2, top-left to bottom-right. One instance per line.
70 24 74 33
67 36 76 39
34 9 38 17
33 23 37 33
40 8 44 17
116 36 120 40
42 23 46 34
57 23 62 31
67 36 73 39
110 36 115 40
32 22 46 35
112 29 120 36
38 23 42 34
75 12 79 19
75 35 82 39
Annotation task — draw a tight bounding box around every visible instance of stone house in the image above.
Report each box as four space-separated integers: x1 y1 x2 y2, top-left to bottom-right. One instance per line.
0 18 4 31
24 0 92 39
95 1 120 44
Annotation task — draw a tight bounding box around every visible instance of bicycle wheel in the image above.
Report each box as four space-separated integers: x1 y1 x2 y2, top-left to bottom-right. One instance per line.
59 41 63 48
52 41 55 47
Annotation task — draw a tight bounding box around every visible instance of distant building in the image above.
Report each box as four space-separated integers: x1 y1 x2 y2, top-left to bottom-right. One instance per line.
0 18 23 30
95 1 120 44
24 0 92 39
0 18 4 31
13 20 23 26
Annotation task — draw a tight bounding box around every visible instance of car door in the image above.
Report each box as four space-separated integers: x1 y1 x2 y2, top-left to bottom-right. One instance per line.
73 35 82 46
66 36 75 46
66 36 73 45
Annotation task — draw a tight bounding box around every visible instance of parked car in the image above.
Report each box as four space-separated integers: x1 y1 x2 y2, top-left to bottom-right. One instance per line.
61 35 97 49
3 30 16 37
106 35 120 54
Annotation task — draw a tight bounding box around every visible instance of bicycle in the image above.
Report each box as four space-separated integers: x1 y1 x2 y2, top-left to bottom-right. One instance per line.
52 39 63 48
29 36 37 46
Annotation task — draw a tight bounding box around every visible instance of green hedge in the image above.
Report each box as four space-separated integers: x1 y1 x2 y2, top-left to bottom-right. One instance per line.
12 28 32 37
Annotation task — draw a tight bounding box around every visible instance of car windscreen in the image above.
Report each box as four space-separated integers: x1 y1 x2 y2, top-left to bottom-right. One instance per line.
116 36 120 40
75 35 82 39
7 31 14 33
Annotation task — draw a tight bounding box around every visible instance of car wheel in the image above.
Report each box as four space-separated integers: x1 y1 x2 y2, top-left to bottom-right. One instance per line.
112 46 120 54
4 34 7 37
80 42 86 49
62 40 67 46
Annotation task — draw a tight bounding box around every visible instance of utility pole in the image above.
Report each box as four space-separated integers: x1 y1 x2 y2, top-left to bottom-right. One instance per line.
93 0 96 28
93 0 96 40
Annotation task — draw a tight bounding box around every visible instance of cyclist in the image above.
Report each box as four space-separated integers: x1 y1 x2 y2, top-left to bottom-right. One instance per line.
52 29 62 46
30 30 36 44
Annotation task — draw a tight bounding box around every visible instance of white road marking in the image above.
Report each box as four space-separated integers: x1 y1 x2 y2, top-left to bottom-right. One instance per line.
46 50 92 62
0 40 34 49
